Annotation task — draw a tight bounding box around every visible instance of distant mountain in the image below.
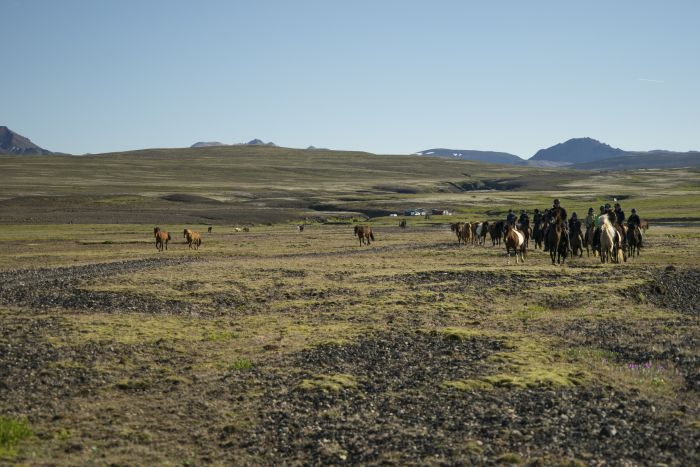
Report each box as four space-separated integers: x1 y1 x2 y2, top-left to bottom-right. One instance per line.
415 148 524 165
191 141 226 148
0 126 53 155
530 137 625 163
247 139 276 146
571 151 700 170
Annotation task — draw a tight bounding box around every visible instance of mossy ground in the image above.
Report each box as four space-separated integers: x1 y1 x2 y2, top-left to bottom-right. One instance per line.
0 218 698 464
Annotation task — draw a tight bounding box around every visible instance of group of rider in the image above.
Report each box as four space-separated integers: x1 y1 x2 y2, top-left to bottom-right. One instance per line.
505 199 642 252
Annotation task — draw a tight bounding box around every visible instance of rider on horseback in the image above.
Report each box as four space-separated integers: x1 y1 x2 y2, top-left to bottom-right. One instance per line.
568 212 581 233
593 205 605 251
627 208 643 241
614 202 625 226
533 208 542 225
584 207 596 230
506 209 517 226
544 199 569 252
518 210 529 226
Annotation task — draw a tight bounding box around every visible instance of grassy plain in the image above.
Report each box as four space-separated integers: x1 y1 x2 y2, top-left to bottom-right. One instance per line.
0 148 698 464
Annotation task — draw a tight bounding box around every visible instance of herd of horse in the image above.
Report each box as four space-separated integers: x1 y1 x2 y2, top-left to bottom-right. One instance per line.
155 216 645 265
450 214 645 265
153 227 202 251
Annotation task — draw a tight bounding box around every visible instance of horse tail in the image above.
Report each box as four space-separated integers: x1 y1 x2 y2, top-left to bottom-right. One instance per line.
167 233 172 241
370 231 375 241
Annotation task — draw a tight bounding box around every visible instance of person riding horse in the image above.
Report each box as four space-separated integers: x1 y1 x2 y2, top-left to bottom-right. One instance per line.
592 205 606 251
568 212 581 233
544 199 569 252
627 208 643 240
614 202 626 226
518 210 529 226
533 209 542 225
506 209 517 227
584 207 595 230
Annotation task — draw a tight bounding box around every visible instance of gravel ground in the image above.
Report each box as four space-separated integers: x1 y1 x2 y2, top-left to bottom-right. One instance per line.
634 267 700 315
225 332 699 465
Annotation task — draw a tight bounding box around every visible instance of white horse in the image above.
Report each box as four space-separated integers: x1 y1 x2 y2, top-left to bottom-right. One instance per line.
599 216 624 263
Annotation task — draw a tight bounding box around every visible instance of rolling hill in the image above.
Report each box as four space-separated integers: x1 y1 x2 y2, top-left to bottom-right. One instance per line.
414 148 524 165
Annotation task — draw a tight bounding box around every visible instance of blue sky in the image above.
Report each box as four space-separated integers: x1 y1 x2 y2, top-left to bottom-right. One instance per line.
3 0 699 157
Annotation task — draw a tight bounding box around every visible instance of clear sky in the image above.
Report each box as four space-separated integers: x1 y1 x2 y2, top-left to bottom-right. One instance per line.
3 0 699 157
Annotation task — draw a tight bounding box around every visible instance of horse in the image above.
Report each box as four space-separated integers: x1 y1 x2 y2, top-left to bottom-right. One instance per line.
475 221 489 245
518 218 531 248
504 225 526 264
626 224 643 258
154 227 171 252
599 216 624 264
399 219 407 229
208 226 213 234
490 221 504 246
297 225 304 232
461 222 472 244
570 222 584 257
640 219 649 231
546 217 568 265
184 229 202 250
584 225 596 257
354 225 374 245
532 219 545 250
450 222 464 244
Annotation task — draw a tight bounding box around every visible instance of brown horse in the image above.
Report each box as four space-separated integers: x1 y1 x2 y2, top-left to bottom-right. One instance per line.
640 219 649 231
626 225 643 258
584 225 596 257
546 217 568 264
461 222 472 244
450 222 464 244
184 229 202 249
570 222 584 257
208 226 213 233
504 225 526 264
532 219 545 250
490 221 504 246
154 227 172 252
518 218 531 248
354 225 374 245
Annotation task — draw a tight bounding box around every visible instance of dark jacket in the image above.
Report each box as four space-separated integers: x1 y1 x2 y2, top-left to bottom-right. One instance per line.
547 206 567 222
615 208 625 225
518 214 529 224
506 213 517 225
627 213 641 227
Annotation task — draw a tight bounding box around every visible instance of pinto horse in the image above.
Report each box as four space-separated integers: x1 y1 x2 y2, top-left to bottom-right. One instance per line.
504 225 526 264
154 227 172 252
354 225 374 246
546 217 568 265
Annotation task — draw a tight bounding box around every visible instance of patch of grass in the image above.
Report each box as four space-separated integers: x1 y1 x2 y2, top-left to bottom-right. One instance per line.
299 374 358 392
229 358 253 371
440 327 588 389
496 452 522 464
204 330 239 342
0 417 32 458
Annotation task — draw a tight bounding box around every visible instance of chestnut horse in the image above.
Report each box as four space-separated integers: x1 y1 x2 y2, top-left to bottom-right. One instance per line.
450 222 464 244
626 225 643 258
546 217 568 265
354 225 374 245
504 225 526 264
570 222 584 257
183 228 202 249
154 227 172 252
584 225 596 257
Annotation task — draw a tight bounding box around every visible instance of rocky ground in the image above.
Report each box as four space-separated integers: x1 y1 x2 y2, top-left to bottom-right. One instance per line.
0 224 698 465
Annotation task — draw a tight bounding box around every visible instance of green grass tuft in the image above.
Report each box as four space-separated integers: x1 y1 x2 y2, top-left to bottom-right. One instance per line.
0 417 32 458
